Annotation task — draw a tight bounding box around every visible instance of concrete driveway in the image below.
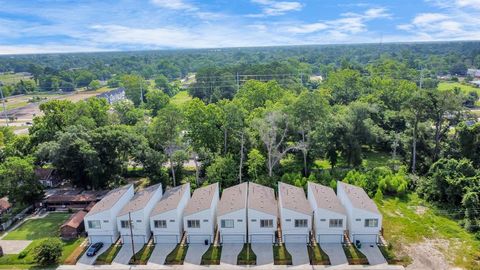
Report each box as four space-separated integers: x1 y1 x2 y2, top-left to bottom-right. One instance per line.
0 240 32 254
285 243 309 266
184 244 209 265
220 243 243 265
359 244 387 265
320 243 348 266
112 244 143 265
251 243 273 266
76 244 109 266
147 243 177 266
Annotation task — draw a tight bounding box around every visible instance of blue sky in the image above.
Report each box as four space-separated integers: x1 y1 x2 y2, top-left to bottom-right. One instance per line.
0 0 479 54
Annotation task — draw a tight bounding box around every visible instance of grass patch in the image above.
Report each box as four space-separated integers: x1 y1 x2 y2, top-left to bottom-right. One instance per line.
0 73 33 85
170 91 192 108
61 238 87 265
237 243 256 265
378 244 411 266
165 244 188 265
379 193 480 269
129 244 154 265
343 244 368 265
200 245 222 265
4 213 71 240
308 244 330 265
273 245 292 265
94 244 121 265
438 81 480 95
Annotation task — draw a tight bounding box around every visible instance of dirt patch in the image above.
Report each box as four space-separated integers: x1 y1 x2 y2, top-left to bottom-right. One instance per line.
414 206 428 215
405 239 451 270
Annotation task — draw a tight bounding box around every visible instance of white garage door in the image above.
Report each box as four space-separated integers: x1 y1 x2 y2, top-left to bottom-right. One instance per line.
122 235 146 244
155 234 179 243
250 234 274 243
353 234 377 243
221 234 245 243
283 234 308 243
188 234 211 244
318 234 343 244
89 235 114 244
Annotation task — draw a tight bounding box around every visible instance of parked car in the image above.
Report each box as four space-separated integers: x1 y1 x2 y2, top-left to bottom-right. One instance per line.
86 242 103 257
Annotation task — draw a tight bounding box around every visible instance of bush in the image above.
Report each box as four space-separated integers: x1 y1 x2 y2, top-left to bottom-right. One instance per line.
33 238 63 266
18 250 28 259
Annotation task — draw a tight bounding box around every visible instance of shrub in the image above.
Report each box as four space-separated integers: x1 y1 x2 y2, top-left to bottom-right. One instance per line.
33 238 63 266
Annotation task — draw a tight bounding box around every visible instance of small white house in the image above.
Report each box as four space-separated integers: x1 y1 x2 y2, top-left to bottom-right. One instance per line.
217 182 247 243
183 182 219 244
84 184 134 244
337 181 382 243
117 184 163 244
278 182 312 243
307 182 347 244
150 183 190 243
247 182 278 243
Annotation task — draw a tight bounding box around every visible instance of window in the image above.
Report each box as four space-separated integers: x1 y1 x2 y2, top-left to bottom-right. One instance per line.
136 220 142 223
355 218 361 222
88 220 101 229
329 219 343 228
120 220 130 229
251 219 257 222
237 219 243 222
320 219 326 222
154 220 167 228
285 219 291 222
260 219 273 228
364 219 379 227
187 220 200 228
169 219 175 222
295 219 308 228
103 220 109 223
203 219 209 223
221 219 234 228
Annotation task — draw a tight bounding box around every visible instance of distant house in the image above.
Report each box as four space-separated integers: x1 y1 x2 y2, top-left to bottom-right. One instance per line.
117 184 163 244
307 182 347 244
183 183 219 244
0 197 11 216
44 193 97 211
467 69 480 78
337 182 382 243
84 184 134 244
472 80 480 87
150 183 190 244
217 182 248 243
248 182 278 243
278 182 312 243
61 210 87 239
35 168 62 188
96 87 125 104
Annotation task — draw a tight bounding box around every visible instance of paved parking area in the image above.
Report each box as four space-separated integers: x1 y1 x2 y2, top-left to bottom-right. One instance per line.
251 243 273 266
285 243 309 266
112 244 143 265
147 243 177 266
0 240 32 254
320 243 348 266
184 244 210 265
220 243 243 265
359 244 387 265
76 244 109 266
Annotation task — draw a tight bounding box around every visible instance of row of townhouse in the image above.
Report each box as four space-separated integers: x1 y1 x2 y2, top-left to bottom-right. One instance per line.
83 180 382 246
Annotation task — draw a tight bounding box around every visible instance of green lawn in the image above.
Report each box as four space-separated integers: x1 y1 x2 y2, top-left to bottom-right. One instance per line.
438 81 480 95
4 213 71 240
308 244 330 265
59 238 85 264
237 244 256 265
170 91 192 107
95 244 121 265
0 73 34 85
342 244 368 265
129 244 154 265
273 245 292 265
379 193 480 269
200 245 222 265
165 244 188 265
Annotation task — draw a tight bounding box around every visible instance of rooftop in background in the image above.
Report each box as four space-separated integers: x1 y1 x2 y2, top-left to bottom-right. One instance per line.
338 181 379 214
217 182 247 216
184 182 218 216
0 197 11 212
248 182 277 217
61 210 87 229
118 184 161 216
151 183 189 216
308 182 346 215
86 184 132 216
278 182 312 215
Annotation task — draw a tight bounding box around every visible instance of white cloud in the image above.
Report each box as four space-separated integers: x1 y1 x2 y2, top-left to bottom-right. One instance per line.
0 44 111 55
456 0 480 8
249 0 303 16
412 13 449 25
285 23 328 34
150 0 197 11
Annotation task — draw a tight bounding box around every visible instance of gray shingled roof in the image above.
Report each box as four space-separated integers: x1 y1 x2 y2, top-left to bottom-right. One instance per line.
338 181 379 214
248 182 278 217
308 182 346 215
183 182 218 216
150 183 190 216
278 182 312 215
85 184 132 217
118 184 162 216
217 182 247 216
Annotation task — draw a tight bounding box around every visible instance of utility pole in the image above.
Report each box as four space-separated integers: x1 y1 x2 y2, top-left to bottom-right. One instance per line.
0 82 8 127
128 212 136 262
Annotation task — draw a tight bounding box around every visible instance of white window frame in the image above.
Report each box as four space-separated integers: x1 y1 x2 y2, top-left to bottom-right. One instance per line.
329 219 343 228
154 220 167 228
187 220 200 228
260 219 273 228
221 219 234 228
120 220 130 229
294 219 308 228
88 220 101 229
364 219 378 227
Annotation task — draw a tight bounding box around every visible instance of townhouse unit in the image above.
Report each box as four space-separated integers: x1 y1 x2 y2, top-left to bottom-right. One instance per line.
84 184 134 244
183 182 219 244
150 183 191 243
216 182 248 243
307 182 347 243
117 184 163 244
248 182 278 243
278 182 312 243
337 181 382 243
